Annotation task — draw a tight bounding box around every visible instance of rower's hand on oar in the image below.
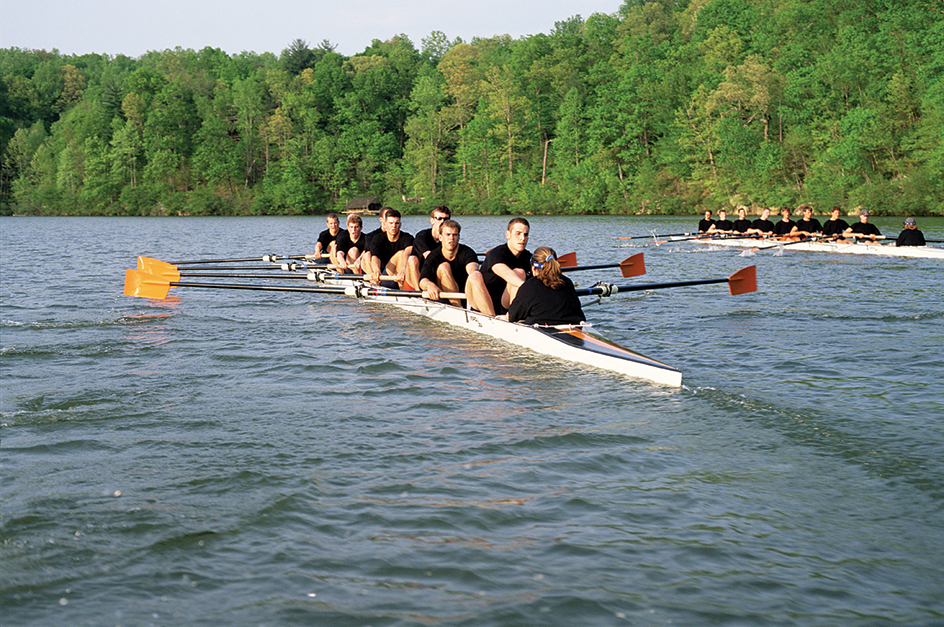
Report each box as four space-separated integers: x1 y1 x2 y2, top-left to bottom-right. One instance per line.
369 269 381 285
421 281 440 300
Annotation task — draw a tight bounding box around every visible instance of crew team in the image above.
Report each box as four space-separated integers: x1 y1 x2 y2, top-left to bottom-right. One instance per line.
697 206 926 246
312 208 585 326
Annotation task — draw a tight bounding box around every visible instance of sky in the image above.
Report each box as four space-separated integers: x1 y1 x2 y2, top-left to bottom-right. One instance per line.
2 0 623 58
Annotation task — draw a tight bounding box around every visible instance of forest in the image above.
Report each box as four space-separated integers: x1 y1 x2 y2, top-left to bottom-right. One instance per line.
1 0 942 217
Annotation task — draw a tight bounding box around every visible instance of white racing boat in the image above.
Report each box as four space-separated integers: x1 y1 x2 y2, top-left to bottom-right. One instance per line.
334 281 684 387
676 235 944 259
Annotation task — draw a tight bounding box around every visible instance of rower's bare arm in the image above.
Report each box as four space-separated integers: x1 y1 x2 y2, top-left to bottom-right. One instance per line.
492 262 524 287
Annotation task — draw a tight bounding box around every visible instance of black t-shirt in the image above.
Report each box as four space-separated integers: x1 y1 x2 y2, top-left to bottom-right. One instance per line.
412 228 438 259
481 245 532 312
715 219 734 231
420 244 479 289
896 229 926 247
773 220 796 236
508 276 586 326
733 219 752 233
699 218 715 232
335 230 367 256
317 229 340 250
848 222 881 238
822 218 849 237
369 231 414 268
794 218 822 234
751 218 775 233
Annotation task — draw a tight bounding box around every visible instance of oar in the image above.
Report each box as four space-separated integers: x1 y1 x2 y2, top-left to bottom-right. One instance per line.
170 253 328 265
124 269 463 301
924 238 944 244
561 253 646 278
613 232 693 240
575 265 756 297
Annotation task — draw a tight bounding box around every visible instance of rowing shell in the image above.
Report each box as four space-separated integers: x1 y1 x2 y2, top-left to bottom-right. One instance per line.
331 280 683 387
677 236 944 259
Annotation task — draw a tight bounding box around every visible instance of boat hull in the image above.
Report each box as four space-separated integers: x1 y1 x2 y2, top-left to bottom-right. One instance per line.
679 236 944 259
354 291 683 387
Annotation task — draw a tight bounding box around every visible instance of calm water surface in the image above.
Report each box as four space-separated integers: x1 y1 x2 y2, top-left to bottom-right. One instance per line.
2 215 943 626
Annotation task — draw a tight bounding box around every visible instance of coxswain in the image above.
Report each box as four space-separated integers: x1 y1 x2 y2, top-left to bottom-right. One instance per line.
418 220 494 314
406 205 451 292
314 213 342 260
698 209 715 233
791 204 822 238
368 209 414 287
773 207 796 237
506 247 586 326
843 209 883 243
745 208 775 237
822 206 850 239
333 214 368 273
732 207 752 234
896 218 926 247
708 209 734 234
480 217 532 314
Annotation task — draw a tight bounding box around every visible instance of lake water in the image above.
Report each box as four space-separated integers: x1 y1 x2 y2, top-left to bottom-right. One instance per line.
2 215 943 626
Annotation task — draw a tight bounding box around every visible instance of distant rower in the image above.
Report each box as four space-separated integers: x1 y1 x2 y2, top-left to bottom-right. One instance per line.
844 209 883 242
791 205 822 238
333 214 368 273
822 206 850 239
406 205 451 293
896 218 926 247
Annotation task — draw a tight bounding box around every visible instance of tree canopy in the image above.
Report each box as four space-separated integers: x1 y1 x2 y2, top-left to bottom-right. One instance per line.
2 0 942 216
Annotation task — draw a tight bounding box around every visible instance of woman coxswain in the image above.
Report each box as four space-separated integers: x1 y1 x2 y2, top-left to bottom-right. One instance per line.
504 246 586 326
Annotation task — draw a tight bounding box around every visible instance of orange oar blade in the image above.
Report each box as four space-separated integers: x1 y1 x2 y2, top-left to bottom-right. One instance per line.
619 253 646 278
137 257 181 281
558 251 577 268
124 269 172 299
727 265 757 295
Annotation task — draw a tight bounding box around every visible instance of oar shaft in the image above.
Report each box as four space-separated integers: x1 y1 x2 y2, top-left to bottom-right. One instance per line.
577 277 726 297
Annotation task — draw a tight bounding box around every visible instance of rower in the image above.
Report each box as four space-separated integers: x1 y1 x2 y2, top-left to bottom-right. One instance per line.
314 213 342 259
745 208 775 237
896 217 926 247
480 217 532 314
333 214 368 273
791 204 823 238
708 209 734 234
773 207 796 236
406 205 451 292
698 209 715 233
732 206 752 234
822 206 850 239
368 209 414 287
506 247 586 326
359 207 391 277
843 209 883 243
418 220 494 314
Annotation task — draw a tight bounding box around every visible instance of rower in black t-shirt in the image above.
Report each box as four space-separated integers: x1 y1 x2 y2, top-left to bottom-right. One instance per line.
480 217 531 314
732 207 752 234
418 220 494 315
791 205 822 237
773 207 797 237
822 207 850 239
368 209 414 287
406 205 451 291
746 208 775 236
709 209 734 234
843 209 883 243
698 209 716 233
